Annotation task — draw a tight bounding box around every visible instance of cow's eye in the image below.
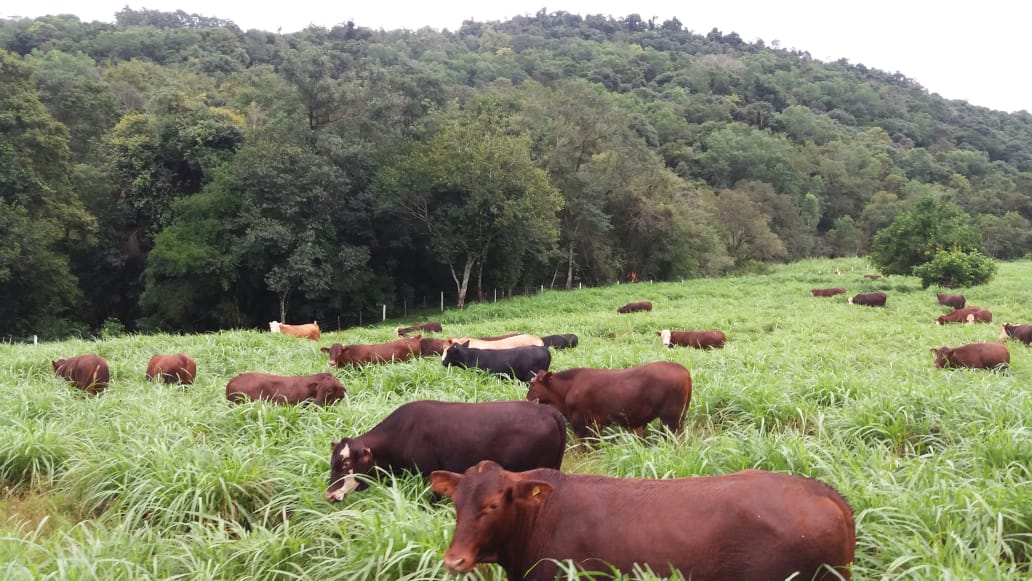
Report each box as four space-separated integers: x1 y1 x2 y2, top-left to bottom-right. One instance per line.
488 502 499 511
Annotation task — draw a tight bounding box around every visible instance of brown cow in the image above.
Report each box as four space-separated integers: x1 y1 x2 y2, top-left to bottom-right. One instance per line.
657 329 726 349
52 354 110 395
812 287 847 297
616 301 652 314
935 306 992 325
226 372 346 405
931 343 1010 370
1000 323 1032 345
320 336 421 367
268 320 321 340
526 362 691 438
431 460 856 581
848 291 886 307
419 337 451 356
395 322 443 336
443 334 544 351
936 293 966 309
146 353 197 384
863 274 882 280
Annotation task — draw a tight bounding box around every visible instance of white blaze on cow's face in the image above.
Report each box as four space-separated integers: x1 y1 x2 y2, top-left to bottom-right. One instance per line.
269 321 281 333
659 329 672 347
325 444 361 501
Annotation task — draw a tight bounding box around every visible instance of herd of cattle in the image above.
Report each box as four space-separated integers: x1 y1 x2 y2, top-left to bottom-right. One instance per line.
43 285 1032 580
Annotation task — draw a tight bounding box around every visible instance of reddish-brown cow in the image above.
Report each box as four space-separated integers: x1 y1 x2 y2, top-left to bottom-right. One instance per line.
863 274 882 280
848 291 886 307
431 460 855 581
936 306 992 325
146 353 197 384
526 362 691 438
1001 323 1032 345
419 337 451 356
811 287 847 297
226 372 346 405
931 343 1010 370
616 300 652 314
395 322 443 336
936 293 966 309
52 354 110 395
321 336 421 367
656 329 727 349
268 320 321 340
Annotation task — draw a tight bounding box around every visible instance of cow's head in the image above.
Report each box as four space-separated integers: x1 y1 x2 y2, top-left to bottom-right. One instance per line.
935 315 947 326
269 321 281 333
1001 323 1014 340
526 371 562 407
656 329 672 347
317 374 347 405
326 438 375 501
441 340 470 367
930 347 952 368
431 460 552 574
320 343 347 367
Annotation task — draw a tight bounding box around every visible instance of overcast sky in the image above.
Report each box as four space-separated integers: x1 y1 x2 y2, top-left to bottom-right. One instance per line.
7 1 1031 113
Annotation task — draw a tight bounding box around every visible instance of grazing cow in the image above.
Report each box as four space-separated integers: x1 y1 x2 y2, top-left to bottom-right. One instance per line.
326 400 567 501
811 287 847 297
1000 323 1032 345
657 329 727 349
395 321 443 336
848 291 886 307
443 334 544 351
268 320 321 340
226 372 346 405
931 343 1010 370
863 274 882 280
526 362 692 438
936 293 966 310
419 337 451 356
320 336 421 367
431 460 855 581
478 333 522 341
442 342 551 381
145 353 197 384
936 306 992 325
541 334 578 349
616 301 652 314
52 355 110 395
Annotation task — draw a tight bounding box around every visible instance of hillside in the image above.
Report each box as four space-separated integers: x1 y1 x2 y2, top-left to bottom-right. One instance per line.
1 257 1030 578
1 8 1031 338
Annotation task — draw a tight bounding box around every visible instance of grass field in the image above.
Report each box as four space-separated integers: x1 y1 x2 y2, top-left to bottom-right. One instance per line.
1 257 1030 580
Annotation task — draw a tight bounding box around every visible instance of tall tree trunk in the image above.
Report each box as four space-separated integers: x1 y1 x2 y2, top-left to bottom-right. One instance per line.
449 257 475 309
565 240 575 290
279 289 290 322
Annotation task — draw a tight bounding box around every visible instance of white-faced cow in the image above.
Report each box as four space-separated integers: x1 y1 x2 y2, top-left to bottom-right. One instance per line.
657 329 726 349
268 320 321 340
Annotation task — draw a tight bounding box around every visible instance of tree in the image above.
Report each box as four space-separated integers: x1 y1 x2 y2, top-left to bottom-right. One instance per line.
713 187 787 268
378 99 562 308
868 196 982 275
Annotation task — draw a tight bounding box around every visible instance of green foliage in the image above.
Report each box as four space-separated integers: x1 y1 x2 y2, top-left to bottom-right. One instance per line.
912 249 997 288
868 196 982 275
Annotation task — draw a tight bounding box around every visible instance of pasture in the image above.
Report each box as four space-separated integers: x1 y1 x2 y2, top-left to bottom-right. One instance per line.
1 257 1030 580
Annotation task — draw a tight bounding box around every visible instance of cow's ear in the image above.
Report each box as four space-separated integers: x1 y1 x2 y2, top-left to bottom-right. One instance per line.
460 341 470 347
320 347 330 353
413 334 422 340
655 331 661 336
512 480 553 506
330 440 339 450
430 471 462 497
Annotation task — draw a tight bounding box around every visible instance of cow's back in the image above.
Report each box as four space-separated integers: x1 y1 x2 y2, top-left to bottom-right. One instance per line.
559 363 691 433
55 355 110 395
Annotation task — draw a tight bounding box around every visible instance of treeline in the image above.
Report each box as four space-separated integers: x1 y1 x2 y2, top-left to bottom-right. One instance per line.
2 7 1031 336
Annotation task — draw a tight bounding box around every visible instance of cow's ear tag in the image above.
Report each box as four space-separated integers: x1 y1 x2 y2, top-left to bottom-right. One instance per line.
531 486 541 496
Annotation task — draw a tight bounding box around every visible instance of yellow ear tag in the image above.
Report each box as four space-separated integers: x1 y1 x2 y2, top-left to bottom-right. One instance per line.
531 486 540 496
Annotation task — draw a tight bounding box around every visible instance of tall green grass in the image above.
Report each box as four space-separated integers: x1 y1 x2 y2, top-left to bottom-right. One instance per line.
1 257 1031 579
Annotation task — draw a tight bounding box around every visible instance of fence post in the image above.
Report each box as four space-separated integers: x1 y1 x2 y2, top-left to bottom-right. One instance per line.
540 285 544 293
440 291 444 312
579 282 582 290
33 334 38 345
494 289 497 302
404 300 407 317
382 304 386 321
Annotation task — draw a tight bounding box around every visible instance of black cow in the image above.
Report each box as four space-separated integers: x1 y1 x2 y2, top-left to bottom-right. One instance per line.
326 400 567 501
442 342 551 381
848 291 887 307
541 334 578 349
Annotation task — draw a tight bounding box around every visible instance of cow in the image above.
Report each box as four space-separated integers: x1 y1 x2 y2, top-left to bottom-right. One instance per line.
419 337 451 356
935 306 992 325
541 334 578 349
326 400 567 501
320 336 421 367
936 293 966 310
145 353 197 384
442 342 551 382
430 460 856 581
1001 323 1032 345
863 274 882 280
478 333 522 341
811 287 847 297
526 362 692 438
848 291 886 307
226 372 346 405
395 321 443 336
52 355 110 395
443 334 544 351
930 343 1010 370
657 329 726 349
616 301 652 314
268 320 321 340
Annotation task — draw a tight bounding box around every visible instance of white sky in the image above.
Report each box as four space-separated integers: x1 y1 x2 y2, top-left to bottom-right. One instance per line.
6 1 1031 113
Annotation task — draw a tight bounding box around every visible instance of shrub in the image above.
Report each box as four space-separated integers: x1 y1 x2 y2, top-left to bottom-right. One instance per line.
912 249 996 288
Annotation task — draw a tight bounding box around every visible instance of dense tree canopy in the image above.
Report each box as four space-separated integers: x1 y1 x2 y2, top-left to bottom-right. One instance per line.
1 8 1029 336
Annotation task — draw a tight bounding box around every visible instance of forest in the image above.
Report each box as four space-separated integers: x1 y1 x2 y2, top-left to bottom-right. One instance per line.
2 7 1031 337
